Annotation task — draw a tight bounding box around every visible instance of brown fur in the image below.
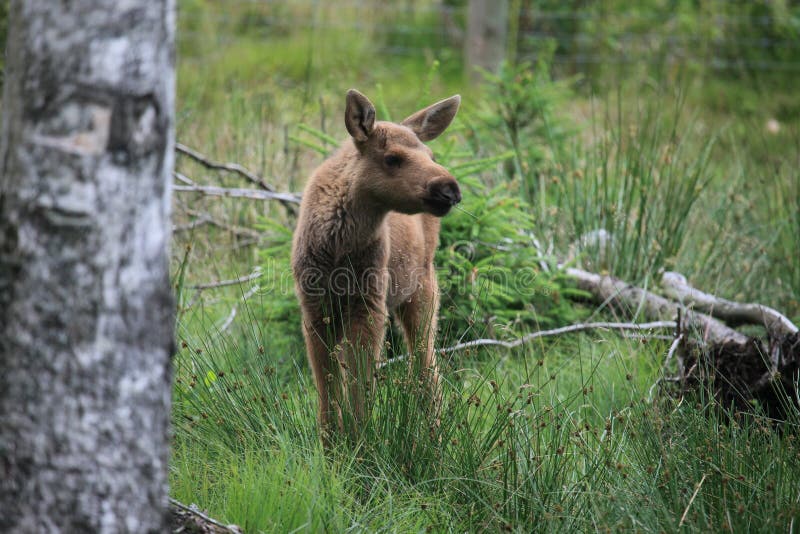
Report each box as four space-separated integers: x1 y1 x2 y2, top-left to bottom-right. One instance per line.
291 89 461 444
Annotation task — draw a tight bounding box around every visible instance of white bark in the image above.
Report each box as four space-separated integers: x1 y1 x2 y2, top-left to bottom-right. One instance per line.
173 183 301 203
662 271 798 338
0 1 175 531
566 267 751 347
380 320 677 368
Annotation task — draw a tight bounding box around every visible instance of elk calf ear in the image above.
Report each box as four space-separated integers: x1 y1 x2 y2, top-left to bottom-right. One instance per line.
402 95 461 142
345 89 376 142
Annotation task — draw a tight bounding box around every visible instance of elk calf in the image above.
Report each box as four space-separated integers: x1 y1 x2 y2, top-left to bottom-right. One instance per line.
291 89 461 444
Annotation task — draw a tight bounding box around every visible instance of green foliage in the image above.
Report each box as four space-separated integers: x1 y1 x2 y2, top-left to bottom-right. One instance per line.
173 333 316 454
473 48 577 209
254 217 303 349
764 160 800 315
696 128 800 319
623 396 800 532
745 129 800 317
469 52 716 286
434 172 584 343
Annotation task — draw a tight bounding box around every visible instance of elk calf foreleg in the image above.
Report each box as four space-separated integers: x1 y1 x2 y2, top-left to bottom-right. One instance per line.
396 274 441 403
336 307 385 433
301 321 343 447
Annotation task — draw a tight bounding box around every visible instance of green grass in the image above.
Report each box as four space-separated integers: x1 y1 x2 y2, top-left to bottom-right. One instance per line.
170 1 800 531
171 311 800 532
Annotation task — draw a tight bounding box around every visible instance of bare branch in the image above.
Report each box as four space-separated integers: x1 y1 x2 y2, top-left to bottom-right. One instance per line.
679 474 708 528
190 269 263 290
439 320 677 353
173 214 213 233
665 333 684 363
174 144 301 212
173 171 195 185
218 303 238 333
169 498 242 534
175 207 260 239
173 184 301 204
662 271 798 337
648 333 684 401
566 267 751 347
380 320 676 368
176 142 277 192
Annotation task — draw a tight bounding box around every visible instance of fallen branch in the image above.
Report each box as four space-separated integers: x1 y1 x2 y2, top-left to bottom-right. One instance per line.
186 207 260 235
679 474 708 528
566 267 750 347
380 320 676 368
218 285 261 333
566 266 800 419
174 170 195 185
176 142 277 192
173 214 214 233
173 213 260 239
174 183 301 204
190 269 263 290
647 333 684 401
662 271 798 338
169 497 242 533
175 143 301 212
439 320 676 353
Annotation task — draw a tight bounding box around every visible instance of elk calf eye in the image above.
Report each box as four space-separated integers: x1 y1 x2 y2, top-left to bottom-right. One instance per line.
384 154 403 167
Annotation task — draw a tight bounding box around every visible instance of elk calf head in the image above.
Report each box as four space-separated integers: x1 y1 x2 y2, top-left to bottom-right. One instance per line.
344 89 462 217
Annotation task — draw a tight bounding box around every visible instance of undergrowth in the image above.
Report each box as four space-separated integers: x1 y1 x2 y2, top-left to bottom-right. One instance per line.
172 309 800 532
170 2 800 531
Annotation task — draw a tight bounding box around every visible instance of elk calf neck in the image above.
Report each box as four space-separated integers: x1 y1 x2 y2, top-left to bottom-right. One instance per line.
291 89 461 444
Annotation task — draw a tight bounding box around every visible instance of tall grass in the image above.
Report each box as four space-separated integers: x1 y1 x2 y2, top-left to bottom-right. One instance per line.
553 93 715 283
749 137 800 318
172 308 800 532
671 121 800 319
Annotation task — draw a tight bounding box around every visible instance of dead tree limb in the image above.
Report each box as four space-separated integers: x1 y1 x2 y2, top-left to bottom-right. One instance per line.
438 320 677 353
565 267 750 346
169 498 242 534
175 207 260 240
218 285 261 334
175 143 300 212
173 214 214 233
566 267 800 419
176 142 277 192
190 270 263 290
173 184 301 204
648 333 685 402
174 170 195 185
174 213 260 239
662 271 798 338
380 320 677 368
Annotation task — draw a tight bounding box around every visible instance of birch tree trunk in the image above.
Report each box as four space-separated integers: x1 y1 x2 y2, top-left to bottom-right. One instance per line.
0 1 176 531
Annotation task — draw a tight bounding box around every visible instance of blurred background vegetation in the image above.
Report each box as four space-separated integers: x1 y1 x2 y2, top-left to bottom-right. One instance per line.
173 0 799 348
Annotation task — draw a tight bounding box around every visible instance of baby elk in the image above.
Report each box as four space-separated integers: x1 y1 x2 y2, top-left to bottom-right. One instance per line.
291 89 462 446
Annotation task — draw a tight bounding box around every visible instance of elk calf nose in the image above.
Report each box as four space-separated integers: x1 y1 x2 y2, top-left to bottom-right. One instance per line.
430 180 461 206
